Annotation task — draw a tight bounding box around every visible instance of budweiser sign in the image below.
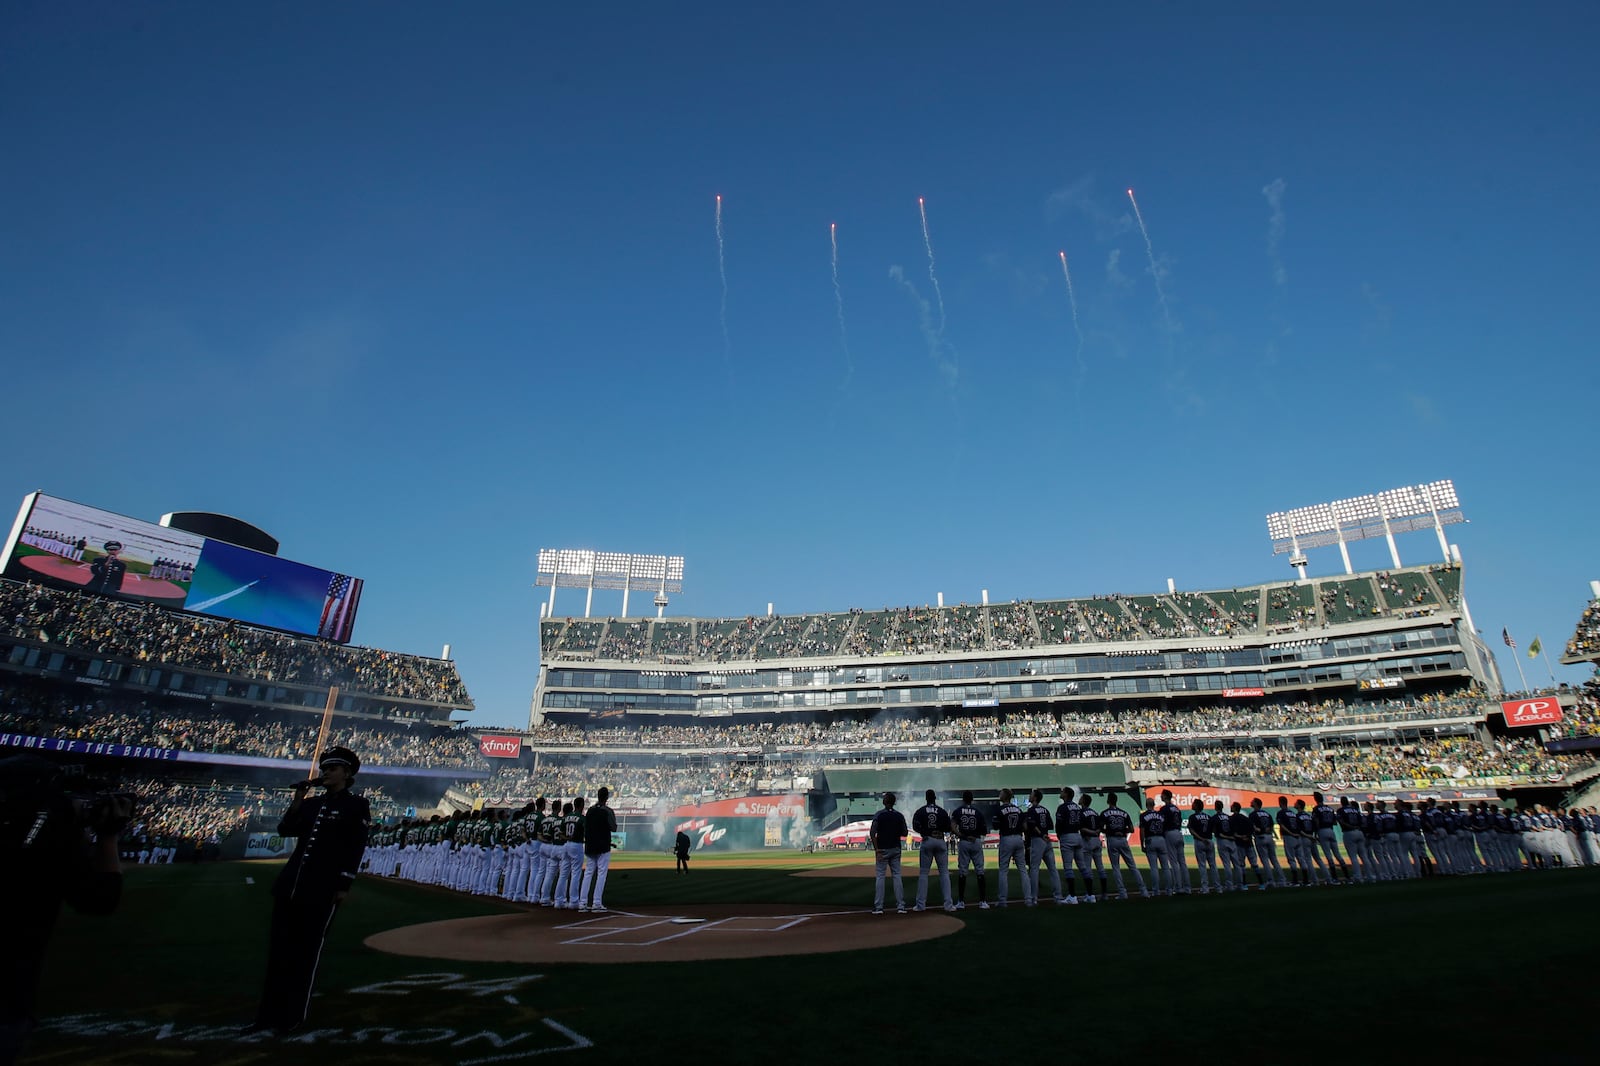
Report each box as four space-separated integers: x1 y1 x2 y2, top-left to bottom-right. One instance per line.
1223 687 1265 698
1501 698 1562 727
478 734 523 758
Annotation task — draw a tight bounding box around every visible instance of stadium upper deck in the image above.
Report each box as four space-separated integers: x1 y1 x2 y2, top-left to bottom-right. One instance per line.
1561 593 1600 666
532 562 1498 723
2 577 473 724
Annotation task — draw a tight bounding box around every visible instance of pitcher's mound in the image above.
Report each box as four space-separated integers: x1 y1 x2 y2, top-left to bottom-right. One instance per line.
366 903 960 964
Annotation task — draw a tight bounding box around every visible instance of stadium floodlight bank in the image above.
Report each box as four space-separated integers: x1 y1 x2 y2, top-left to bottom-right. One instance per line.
535 547 685 620
531 559 1503 730
1266 479 1464 580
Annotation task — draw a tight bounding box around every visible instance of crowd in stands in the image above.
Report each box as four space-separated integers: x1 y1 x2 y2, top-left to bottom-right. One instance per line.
1564 599 1600 662
1 684 489 770
1554 690 1600 740
541 565 1464 663
2 577 470 705
522 694 1498 751
1130 735 1582 789
451 758 793 809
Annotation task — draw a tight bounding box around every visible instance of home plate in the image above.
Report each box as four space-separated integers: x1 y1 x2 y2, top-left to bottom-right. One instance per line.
669 918 707 924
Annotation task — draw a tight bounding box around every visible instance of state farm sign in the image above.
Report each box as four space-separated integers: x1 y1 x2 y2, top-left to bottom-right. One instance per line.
478 734 523 758
1501 698 1563 728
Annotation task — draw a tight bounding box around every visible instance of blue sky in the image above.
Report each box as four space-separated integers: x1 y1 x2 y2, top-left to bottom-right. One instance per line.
4 2 1597 726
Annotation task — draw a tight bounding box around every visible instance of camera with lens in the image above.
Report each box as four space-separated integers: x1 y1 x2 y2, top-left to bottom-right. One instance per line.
57 766 139 837
0 756 138 846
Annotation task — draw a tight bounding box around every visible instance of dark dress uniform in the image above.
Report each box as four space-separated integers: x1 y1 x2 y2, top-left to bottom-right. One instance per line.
83 544 127 595
255 754 370 1032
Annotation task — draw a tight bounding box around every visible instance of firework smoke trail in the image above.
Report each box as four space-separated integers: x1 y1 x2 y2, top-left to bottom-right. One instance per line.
917 197 946 336
1126 187 1173 331
188 580 260 613
830 223 853 373
715 194 729 354
1060 250 1087 406
1058 250 1082 349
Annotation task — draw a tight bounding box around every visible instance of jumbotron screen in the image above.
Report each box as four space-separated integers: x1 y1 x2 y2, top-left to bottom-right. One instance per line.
1 492 363 643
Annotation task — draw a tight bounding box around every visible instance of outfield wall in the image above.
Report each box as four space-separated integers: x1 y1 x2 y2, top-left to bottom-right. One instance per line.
821 758 1129 799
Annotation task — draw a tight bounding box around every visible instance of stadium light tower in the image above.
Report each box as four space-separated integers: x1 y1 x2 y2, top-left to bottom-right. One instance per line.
535 548 685 619
1266 479 1464 579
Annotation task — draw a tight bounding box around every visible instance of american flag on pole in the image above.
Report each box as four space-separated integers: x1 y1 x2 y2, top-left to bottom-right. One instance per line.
318 573 362 642
1502 628 1516 650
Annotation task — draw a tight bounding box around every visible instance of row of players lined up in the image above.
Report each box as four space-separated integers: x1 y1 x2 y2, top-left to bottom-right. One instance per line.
1 578 469 703
865 788 1598 912
362 791 621 912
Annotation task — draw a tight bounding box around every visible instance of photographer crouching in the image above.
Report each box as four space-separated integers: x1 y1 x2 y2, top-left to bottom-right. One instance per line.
252 746 370 1034
0 755 133 1066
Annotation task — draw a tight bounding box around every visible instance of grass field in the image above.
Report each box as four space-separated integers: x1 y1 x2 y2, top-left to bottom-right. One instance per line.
22 852 1600 1065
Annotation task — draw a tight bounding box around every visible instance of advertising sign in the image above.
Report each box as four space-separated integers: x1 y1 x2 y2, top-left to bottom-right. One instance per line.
245 832 293 859
1501 697 1562 727
1222 687 1265 698
478 734 523 759
2 492 363 643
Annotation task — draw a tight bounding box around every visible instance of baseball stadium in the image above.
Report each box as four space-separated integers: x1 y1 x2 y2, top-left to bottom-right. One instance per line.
5 487 1600 1066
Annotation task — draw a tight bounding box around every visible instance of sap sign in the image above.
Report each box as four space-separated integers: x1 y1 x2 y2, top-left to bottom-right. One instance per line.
479 734 523 758
1501 698 1562 728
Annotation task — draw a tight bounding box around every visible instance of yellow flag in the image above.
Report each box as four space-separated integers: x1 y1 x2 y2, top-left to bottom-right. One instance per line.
1527 636 1541 659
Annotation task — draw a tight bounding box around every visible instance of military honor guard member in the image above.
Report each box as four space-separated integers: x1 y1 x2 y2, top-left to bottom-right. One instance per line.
253 747 370 1033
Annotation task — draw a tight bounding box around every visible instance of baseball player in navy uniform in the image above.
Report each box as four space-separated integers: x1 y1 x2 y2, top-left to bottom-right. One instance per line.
1293 799 1330 885
1187 799 1221 894
1276 798 1307 886
1159 790 1191 895
1075 794 1106 902
1212 800 1244 891
1310 793 1347 882
578 787 617 912
993 789 1027 908
1395 801 1425 877
253 747 371 1033
911 790 956 912
1339 797 1373 883
951 790 989 910
1373 800 1401 879
1228 802 1264 889
1249 798 1287 888
1024 789 1065 905
869 791 909 914
1056 787 1085 904
1101 794 1148 900
1141 800 1173 895
1491 805 1520 872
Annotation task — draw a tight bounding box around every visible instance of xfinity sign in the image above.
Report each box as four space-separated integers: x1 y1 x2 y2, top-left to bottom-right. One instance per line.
1500 698 1562 728
478 734 523 758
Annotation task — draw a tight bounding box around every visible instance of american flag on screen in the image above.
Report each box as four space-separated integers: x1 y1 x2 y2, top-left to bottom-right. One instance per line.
318 573 362 642
1502 628 1516 650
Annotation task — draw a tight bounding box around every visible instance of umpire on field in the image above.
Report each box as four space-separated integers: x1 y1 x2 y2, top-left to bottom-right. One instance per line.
254 746 371 1033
